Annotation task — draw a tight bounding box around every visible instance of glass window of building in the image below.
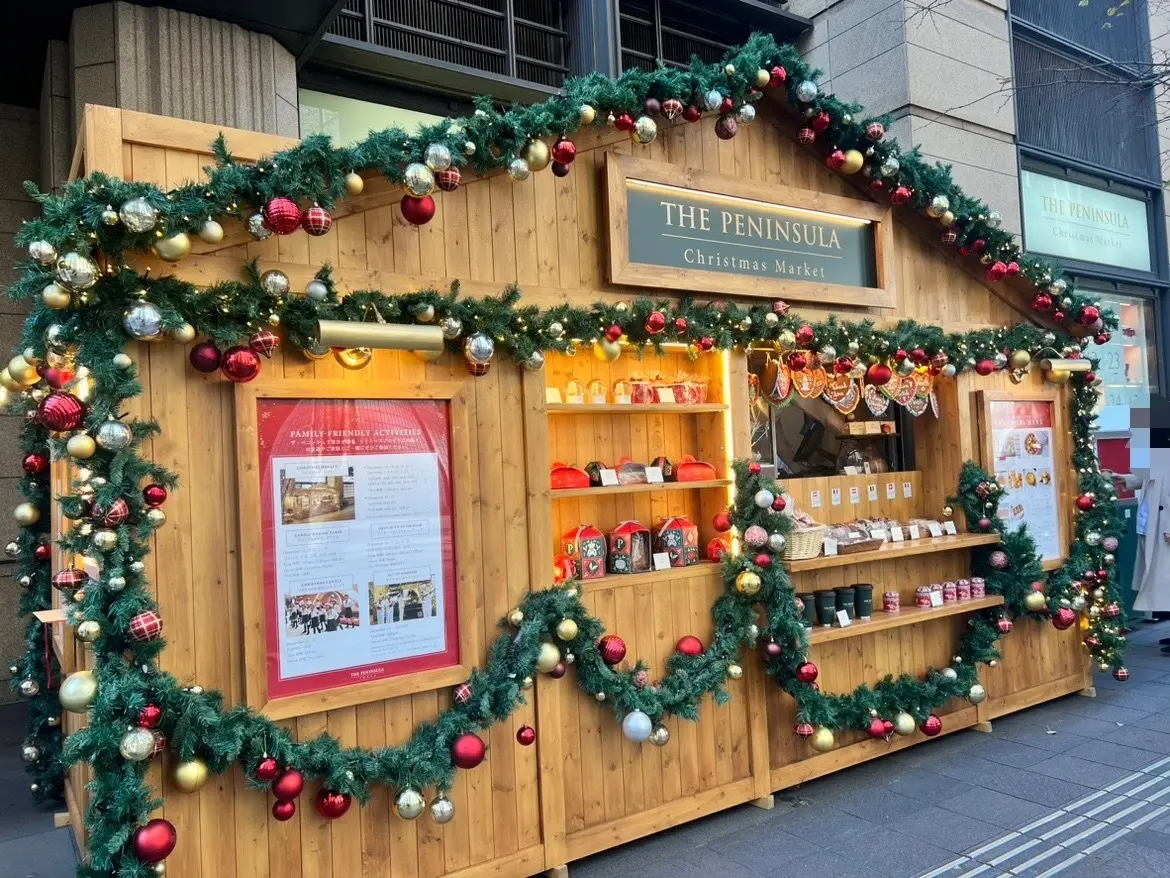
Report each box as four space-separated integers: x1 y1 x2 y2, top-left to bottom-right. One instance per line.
299 89 443 146
1088 292 1159 432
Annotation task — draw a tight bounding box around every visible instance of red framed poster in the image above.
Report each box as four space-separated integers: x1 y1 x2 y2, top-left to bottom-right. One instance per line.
237 380 477 718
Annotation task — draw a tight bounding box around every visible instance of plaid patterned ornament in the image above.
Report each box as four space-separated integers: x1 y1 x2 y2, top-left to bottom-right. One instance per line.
263 197 302 235
435 168 461 192
151 730 167 756
301 205 333 236
128 610 163 642
452 682 472 704
91 498 130 527
52 569 85 592
248 329 280 358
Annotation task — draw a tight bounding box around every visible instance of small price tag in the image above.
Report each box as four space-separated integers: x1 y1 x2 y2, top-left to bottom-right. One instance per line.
546 387 563 404
599 469 619 487
903 481 913 499
908 525 922 540
927 521 944 538
823 538 838 556
849 486 861 505
843 465 859 476
831 488 842 506
810 490 822 509
886 482 897 500
869 527 887 541
836 609 853 628
652 552 672 571
929 591 944 608
656 387 677 404
943 521 958 535
867 484 879 502
863 461 872 475
645 466 664 484
890 526 904 542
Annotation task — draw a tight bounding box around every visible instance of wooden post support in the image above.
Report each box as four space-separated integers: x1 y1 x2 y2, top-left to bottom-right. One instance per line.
750 795 775 810
53 811 71 828
544 865 569 878
1079 686 1097 698
972 721 993 734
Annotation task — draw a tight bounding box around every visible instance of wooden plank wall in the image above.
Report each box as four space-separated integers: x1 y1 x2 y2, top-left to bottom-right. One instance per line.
58 104 1090 878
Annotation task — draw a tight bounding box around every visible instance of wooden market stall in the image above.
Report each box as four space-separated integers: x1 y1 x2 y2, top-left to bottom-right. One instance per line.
51 100 1090 878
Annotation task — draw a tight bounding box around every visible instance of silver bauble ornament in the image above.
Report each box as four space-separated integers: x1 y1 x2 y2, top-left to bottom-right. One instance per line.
403 162 436 197
942 363 957 377
507 158 531 181
395 787 426 820
306 279 329 302
100 205 119 226
260 269 291 296
941 667 958 681
968 684 986 704
621 710 653 742
649 724 670 746
754 489 775 508
21 744 40 763
463 332 494 365
737 104 757 124
879 156 900 178
4 541 19 558
430 795 455 824
424 143 453 172
19 679 39 697
118 197 159 233
56 252 98 291
96 418 132 451
107 575 127 592
129 560 146 574
795 80 819 102
632 116 658 145
1085 531 1101 547
29 240 58 266
119 727 157 762
524 350 545 371
113 353 133 369
767 532 786 552
1049 279 1068 295
927 195 950 218
146 508 167 526
987 210 1002 229
441 316 462 340
92 530 119 552
547 321 564 339
764 312 779 327
247 212 272 240
704 89 724 111
123 301 164 340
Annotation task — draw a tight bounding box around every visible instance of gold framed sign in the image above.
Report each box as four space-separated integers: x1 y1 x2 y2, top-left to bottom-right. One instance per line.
604 153 897 308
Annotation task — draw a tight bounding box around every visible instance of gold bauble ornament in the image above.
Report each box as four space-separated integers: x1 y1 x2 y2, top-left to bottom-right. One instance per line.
395 787 426 820
942 505 954 518
334 347 373 370
809 726 835 752
1008 349 1031 370
14 502 41 526
777 329 796 351
412 348 443 363
940 210 955 227
146 508 167 527
172 758 210 793
113 353 133 369
727 663 743 680
892 711 916 736
555 618 579 641
1046 369 1071 384
0 370 19 392
755 68 771 87
153 232 192 262
536 642 562 673
42 283 71 310
507 608 525 627
8 355 39 386
521 676 534 689
579 104 597 125
76 620 102 643
523 139 551 172
593 339 621 362
840 149 865 174
59 670 98 713
67 434 97 459
1024 590 1047 612
198 220 224 244
169 323 196 344
735 570 762 596
343 172 365 196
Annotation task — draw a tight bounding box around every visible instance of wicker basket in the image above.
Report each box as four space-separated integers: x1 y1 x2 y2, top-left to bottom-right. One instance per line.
782 524 827 561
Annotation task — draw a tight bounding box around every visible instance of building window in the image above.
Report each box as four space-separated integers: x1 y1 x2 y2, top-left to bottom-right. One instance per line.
1089 292 1159 433
1011 0 1150 68
328 0 569 89
299 89 443 145
618 0 744 72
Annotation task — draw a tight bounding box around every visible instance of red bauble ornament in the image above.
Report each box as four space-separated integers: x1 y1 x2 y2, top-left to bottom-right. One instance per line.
1103 602 1121 618
972 238 986 252
712 511 733 533
604 324 623 343
797 127 816 145
698 336 714 351
788 352 808 371
551 162 571 177
453 682 472 705
1083 570 1097 583
1052 310 1065 322
597 634 627 665
890 186 912 205
754 553 772 569
272 800 296 821
451 732 487 769
22 452 49 476
770 66 787 87
37 392 86 432
940 229 957 245
985 261 1008 282
1097 568 1108 581
615 113 635 131
131 818 177 863
794 721 815 738
865 121 885 141
676 635 703 656
674 316 688 333
764 640 782 658
249 329 280 359
978 517 992 531
645 310 667 335
1113 667 1130 682
910 347 929 366
662 98 684 119
748 461 762 474
1080 305 1100 325
400 194 436 226
894 348 908 364
301 205 333 236
1094 332 1111 346
772 495 787 512
128 610 163 642
553 554 575 585
34 543 51 562
683 105 702 122
826 149 846 171
867 717 887 739
794 324 815 347
1084 371 1097 383
995 617 1013 635
796 661 819 684
1032 581 1046 592
1052 608 1076 630
811 112 831 132
1005 261 1020 276
221 346 262 383
719 97 734 114
552 139 577 165
516 725 536 746
436 167 462 190
1031 293 1052 313
264 197 302 235
315 789 352 820
867 363 892 386
92 498 130 527
142 484 167 507
137 704 162 729
707 537 730 561
921 715 943 737
1075 494 1094 512
254 757 279 782
958 246 970 257
272 768 305 801
550 662 567 678
975 359 996 376
870 179 886 192
714 116 738 140
189 342 221 373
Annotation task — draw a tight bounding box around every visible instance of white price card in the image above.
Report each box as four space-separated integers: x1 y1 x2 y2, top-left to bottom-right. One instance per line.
903 481 913 499
849 486 861 504
831 488 842 506
908 525 922 540
810 490 822 509
943 521 958 535
929 591 944 608
890 526 904 542
863 461 872 475
823 538 839 556
652 552 672 571
869 527 887 541
927 521 944 538
836 609 853 628
656 387 676 404
867 484 879 501
843 465 860 476
645 466 664 483
886 482 897 500
546 387 563 404
599 468 619 487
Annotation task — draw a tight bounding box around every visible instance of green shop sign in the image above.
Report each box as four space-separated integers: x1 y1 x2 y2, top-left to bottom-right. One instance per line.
605 155 895 308
1021 170 1151 273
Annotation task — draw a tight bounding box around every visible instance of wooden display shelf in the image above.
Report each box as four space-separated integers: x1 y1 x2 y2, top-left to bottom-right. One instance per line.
808 595 1005 645
546 403 729 414
785 533 1000 572
578 560 723 590
551 478 733 498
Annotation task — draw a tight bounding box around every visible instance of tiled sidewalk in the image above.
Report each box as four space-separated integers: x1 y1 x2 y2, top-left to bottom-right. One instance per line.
1 624 1168 878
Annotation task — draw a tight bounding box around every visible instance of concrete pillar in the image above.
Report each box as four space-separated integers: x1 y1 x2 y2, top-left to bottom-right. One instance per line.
71 1 299 139
41 40 72 193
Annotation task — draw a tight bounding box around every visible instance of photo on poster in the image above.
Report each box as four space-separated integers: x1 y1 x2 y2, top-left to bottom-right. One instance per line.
279 468 355 525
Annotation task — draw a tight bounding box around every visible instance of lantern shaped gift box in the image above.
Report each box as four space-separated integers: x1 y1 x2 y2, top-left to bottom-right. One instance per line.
654 516 699 567
608 520 651 574
562 524 607 579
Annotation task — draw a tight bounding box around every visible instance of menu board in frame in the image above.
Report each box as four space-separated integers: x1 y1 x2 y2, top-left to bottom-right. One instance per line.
235 379 478 719
977 391 1068 569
